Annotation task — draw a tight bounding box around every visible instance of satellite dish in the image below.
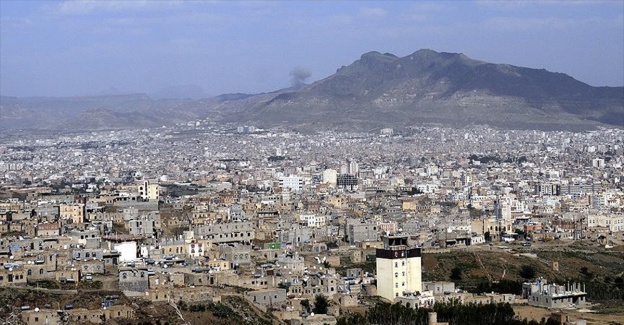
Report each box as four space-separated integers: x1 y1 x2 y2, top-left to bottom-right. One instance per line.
35 308 39 312
8 268 13 272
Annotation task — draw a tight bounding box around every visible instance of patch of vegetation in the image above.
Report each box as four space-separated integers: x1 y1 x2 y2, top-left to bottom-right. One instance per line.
593 300 624 314
468 154 503 164
313 294 329 314
335 254 376 276
337 301 559 325
223 284 253 294
301 299 311 313
474 280 524 295
519 265 536 280
181 301 236 318
59 281 79 290
267 155 288 161
29 280 60 289
0 287 59 320
78 280 103 290
450 267 463 281
566 278 624 302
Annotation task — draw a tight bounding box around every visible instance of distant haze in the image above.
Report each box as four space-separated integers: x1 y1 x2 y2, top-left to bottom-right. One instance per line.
1 1 622 97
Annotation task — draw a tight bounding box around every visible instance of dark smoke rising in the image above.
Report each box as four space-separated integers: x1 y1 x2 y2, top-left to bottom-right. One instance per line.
290 67 311 87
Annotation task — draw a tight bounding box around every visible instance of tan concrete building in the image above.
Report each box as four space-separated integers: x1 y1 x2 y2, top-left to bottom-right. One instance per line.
59 203 85 224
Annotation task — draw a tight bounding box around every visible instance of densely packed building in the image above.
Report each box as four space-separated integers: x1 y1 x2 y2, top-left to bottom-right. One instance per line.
0 124 621 324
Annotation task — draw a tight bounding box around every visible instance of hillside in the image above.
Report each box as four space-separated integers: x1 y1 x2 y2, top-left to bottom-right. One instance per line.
244 50 623 131
1 49 622 132
0 288 273 325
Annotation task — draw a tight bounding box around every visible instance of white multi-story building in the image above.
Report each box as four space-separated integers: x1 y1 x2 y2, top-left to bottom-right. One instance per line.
322 169 337 186
279 176 303 193
299 214 326 228
113 241 138 263
376 235 422 301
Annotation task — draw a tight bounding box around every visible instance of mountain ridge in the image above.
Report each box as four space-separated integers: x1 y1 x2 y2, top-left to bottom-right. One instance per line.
242 49 623 130
1 49 622 132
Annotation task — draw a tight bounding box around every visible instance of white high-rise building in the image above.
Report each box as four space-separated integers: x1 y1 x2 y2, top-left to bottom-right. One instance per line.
376 236 422 301
279 176 303 193
348 159 359 175
322 169 337 186
340 159 359 176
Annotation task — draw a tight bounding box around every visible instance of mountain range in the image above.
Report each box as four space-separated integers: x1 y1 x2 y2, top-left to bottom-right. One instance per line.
1 49 622 132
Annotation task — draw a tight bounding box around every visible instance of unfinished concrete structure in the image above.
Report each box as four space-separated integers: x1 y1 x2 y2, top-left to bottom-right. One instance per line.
522 278 587 309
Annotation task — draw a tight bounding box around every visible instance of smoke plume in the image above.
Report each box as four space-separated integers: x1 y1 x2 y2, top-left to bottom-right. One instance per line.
290 66 311 87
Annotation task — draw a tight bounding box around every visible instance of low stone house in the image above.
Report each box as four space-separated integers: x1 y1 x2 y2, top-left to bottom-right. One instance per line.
245 288 288 311
118 267 149 292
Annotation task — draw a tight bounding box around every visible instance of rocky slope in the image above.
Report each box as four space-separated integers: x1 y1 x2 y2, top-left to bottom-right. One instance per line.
1 49 622 132
242 49 623 131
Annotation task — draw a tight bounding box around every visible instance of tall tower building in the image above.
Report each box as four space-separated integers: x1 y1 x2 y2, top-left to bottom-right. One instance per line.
347 159 359 176
376 235 422 301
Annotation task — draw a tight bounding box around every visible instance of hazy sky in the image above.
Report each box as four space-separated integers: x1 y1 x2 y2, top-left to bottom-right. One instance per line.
1 0 623 97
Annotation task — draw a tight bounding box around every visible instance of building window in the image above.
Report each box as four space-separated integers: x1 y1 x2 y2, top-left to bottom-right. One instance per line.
395 272 398 278
395 283 398 288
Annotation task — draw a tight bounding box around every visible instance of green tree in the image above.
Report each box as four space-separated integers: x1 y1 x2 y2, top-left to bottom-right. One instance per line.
300 299 311 313
338 301 538 325
580 267 594 279
450 267 463 281
519 265 536 280
313 294 329 314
